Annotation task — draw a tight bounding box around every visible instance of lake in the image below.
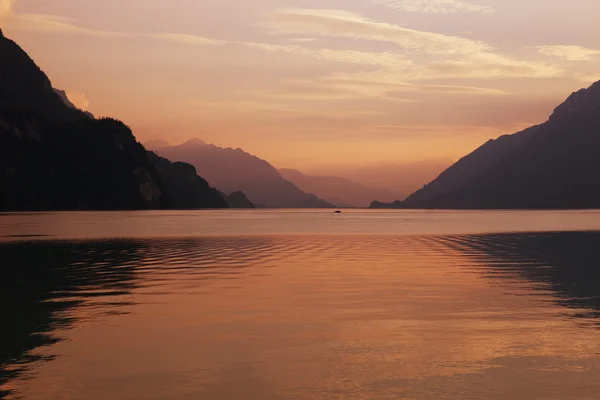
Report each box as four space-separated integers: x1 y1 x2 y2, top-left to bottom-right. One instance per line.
1 210 600 399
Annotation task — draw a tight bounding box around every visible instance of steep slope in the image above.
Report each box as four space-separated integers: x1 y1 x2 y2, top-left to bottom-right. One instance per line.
154 140 335 208
396 80 600 209
403 125 539 206
147 151 228 209
0 30 82 122
0 32 169 211
1 110 168 210
280 168 396 208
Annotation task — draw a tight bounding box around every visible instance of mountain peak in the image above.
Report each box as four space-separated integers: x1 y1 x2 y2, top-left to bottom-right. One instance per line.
157 142 336 208
551 79 600 120
183 138 208 147
0 28 4 38
0 32 84 121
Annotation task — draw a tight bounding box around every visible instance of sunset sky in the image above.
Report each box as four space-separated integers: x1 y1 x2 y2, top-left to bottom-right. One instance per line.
1 0 600 171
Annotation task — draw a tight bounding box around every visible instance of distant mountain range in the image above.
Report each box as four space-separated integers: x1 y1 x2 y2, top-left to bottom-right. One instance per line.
373 80 600 209
279 168 396 208
323 160 452 203
0 31 227 211
150 140 336 208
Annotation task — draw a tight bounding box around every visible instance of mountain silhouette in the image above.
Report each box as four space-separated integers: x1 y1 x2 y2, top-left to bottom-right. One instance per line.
280 168 397 208
0 30 82 122
219 191 255 209
373 80 600 209
152 140 336 208
402 126 540 206
147 151 228 209
0 32 169 210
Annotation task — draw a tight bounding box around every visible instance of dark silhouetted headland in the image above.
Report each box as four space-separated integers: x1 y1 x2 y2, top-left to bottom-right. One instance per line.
0 33 173 210
0 30 83 122
147 151 229 209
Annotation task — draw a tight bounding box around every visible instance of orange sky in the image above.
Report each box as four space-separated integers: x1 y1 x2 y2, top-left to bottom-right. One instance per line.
1 0 600 170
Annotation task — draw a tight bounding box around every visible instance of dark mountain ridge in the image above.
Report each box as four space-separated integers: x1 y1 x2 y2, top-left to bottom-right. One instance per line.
0 32 230 210
0 29 83 122
0 32 171 210
402 125 540 206
147 151 228 209
373 80 600 209
0 101 170 210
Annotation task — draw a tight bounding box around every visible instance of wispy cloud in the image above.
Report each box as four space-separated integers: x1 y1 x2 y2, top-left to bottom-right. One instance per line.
243 75 508 105
144 9 562 106
1 0 126 37
190 99 390 126
411 84 508 95
538 45 600 61
319 76 510 97
299 48 412 67
262 9 562 80
243 85 410 102
263 8 490 56
0 0 576 116
290 37 317 43
376 0 496 14
576 74 600 83
424 52 562 79
9 13 127 37
2 2 561 83
148 33 222 46
151 32 413 68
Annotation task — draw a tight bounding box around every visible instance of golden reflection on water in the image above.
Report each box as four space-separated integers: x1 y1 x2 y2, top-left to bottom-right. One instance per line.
1 213 600 399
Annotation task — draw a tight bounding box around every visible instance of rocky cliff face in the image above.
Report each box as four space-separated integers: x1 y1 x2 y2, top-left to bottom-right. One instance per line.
0 34 169 211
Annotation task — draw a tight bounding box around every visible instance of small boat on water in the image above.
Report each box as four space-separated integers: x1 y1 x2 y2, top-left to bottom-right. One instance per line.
334 210 342 214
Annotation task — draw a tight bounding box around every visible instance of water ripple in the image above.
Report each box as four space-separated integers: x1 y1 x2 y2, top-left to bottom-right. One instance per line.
2 231 600 399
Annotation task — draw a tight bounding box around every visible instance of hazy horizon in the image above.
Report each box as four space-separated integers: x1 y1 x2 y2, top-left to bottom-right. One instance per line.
1 0 599 170
146 137 452 201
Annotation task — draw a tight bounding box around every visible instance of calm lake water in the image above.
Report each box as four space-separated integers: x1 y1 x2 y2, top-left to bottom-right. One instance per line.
2 210 600 399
